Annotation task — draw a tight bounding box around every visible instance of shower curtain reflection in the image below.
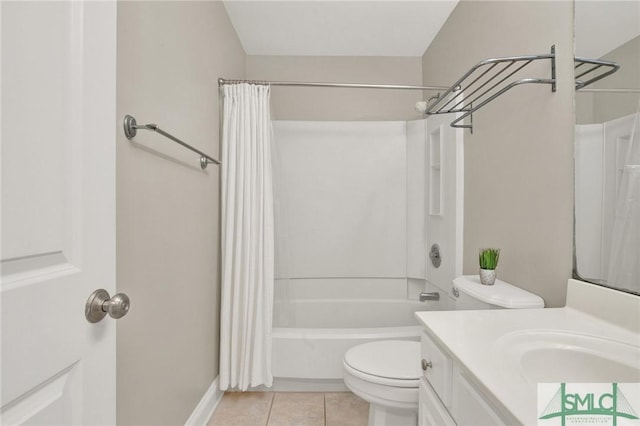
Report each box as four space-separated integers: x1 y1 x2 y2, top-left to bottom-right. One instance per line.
607 105 640 293
575 107 640 293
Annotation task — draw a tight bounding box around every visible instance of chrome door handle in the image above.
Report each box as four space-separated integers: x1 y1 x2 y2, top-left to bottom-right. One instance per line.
85 289 130 323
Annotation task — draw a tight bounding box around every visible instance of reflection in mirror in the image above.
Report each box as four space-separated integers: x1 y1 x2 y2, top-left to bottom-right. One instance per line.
574 1 640 294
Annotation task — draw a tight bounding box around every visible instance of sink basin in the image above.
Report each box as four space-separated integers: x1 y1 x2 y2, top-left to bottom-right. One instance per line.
494 330 640 384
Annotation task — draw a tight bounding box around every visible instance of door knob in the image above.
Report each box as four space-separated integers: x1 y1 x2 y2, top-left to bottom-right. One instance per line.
421 359 433 371
85 289 130 323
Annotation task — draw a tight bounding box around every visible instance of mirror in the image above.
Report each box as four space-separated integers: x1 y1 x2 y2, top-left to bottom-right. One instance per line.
574 0 640 294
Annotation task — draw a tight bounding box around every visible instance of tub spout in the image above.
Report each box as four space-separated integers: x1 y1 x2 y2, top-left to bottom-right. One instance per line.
419 291 440 302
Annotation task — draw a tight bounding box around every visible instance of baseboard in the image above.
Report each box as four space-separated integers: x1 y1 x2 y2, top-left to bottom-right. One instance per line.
185 376 224 426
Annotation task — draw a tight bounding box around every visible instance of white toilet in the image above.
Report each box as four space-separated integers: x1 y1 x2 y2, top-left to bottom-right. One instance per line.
451 275 545 310
343 340 421 426
342 275 544 426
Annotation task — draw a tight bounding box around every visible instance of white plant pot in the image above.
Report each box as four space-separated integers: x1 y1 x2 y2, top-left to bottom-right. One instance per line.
479 268 496 285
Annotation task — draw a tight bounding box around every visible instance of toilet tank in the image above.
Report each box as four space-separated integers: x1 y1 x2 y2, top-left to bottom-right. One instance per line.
452 275 545 310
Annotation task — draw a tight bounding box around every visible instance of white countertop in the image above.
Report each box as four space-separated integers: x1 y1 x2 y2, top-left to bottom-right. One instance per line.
415 279 640 425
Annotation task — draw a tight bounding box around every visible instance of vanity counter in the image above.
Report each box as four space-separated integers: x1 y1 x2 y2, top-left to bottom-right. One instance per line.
415 279 640 425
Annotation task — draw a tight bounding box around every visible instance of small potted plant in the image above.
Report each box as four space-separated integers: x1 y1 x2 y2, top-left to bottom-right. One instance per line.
479 248 500 285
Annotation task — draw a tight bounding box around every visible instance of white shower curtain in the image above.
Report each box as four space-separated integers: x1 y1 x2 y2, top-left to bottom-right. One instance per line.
219 83 274 390
607 108 640 294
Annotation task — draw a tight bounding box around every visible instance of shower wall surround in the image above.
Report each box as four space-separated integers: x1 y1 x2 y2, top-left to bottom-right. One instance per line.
273 120 428 301
273 121 407 279
406 120 428 280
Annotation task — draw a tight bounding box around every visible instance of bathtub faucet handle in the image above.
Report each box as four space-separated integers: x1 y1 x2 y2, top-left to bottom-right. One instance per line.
419 291 440 302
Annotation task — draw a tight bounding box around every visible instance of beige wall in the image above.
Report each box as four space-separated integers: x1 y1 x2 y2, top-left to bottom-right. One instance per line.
116 2 245 425
246 56 425 121
593 36 640 123
577 36 640 124
422 1 575 307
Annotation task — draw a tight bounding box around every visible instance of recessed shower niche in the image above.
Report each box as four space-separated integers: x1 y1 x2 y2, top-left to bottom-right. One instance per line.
429 125 443 216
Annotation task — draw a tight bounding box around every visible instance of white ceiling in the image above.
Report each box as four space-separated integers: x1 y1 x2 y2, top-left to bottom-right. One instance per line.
222 1 459 57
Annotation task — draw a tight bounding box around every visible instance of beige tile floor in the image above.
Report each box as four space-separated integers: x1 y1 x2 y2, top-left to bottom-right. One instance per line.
208 392 369 426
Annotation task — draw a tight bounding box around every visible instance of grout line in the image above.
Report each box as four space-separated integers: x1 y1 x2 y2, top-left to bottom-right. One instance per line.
265 392 275 426
323 393 327 426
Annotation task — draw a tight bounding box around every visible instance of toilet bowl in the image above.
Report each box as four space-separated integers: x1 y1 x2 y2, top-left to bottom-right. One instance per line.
343 276 544 426
343 340 420 426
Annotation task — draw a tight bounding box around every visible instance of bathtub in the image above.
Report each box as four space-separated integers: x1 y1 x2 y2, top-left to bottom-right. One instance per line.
271 298 428 391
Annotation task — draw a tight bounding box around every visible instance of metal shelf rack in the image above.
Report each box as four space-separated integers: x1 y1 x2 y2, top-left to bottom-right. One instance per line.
574 57 620 90
424 45 557 133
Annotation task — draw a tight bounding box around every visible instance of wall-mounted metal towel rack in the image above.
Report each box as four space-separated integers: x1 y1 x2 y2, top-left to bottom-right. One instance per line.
574 57 620 90
123 115 221 169
577 88 640 93
424 45 557 133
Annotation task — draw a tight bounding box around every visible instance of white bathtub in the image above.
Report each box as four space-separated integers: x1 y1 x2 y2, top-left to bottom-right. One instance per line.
271 298 428 390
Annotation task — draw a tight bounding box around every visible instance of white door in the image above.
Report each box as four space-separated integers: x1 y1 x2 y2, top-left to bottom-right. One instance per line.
424 113 464 292
1 1 117 424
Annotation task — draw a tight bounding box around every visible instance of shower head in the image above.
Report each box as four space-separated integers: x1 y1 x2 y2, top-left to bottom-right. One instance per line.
414 101 428 114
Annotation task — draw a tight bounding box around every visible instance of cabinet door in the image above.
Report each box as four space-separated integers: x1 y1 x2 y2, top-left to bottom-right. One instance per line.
422 332 453 406
452 369 507 426
419 379 457 426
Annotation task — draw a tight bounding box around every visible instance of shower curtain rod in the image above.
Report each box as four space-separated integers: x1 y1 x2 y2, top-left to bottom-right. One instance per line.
218 78 449 91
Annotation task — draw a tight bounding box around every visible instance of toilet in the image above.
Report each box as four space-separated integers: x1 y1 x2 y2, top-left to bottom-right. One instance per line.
451 275 545 310
342 275 544 426
343 340 420 426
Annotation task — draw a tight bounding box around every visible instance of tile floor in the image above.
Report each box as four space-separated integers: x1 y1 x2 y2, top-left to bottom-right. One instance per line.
208 392 369 426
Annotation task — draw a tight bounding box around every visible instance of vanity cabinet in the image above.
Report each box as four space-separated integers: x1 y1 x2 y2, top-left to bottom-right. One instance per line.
419 379 456 426
419 331 514 426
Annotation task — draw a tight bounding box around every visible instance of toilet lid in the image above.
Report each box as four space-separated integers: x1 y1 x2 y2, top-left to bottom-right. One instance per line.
344 340 421 381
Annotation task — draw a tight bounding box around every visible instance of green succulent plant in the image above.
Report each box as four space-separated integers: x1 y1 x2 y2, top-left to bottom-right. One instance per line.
479 248 500 270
